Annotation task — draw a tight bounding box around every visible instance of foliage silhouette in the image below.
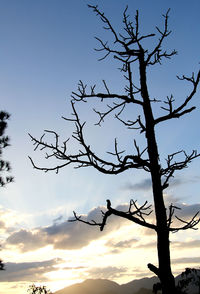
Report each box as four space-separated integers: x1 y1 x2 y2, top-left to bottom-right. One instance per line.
0 259 4 271
177 268 200 294
0 111 13 271
0 111 13 187
27 284 52 294
29 5 200 294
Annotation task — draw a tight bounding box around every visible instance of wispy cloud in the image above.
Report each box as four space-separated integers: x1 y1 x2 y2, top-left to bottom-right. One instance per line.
171 239 200 249
0 220 6 230
0 258 62 282
106 238 139 249
122 175 200 193
88 266 128 279
122 179 152 191
135 241 156 249
172 257 200 264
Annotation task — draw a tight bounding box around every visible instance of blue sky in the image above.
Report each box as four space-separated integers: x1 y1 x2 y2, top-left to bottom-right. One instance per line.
0 1 200 293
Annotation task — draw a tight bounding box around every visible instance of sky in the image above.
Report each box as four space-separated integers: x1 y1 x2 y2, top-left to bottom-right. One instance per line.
0 0 200 293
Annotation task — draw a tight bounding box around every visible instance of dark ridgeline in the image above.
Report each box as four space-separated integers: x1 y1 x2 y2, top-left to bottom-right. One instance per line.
53 273 200 294
54 278 157 294
29 5 200 294
26 271 200 293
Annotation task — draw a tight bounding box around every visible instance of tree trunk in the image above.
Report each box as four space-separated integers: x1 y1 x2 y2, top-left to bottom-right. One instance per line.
138 50 177 293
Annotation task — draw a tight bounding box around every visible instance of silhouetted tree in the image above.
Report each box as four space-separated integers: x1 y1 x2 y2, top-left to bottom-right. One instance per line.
177 268 200 294
0 111 13 187
29 5 200 294
27 284 52 294
152 282 162 294
0 111 13 271
0 259 4 270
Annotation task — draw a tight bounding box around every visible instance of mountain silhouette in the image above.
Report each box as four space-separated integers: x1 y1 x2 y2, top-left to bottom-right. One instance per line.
134 289 152 294
54 277 159 294
54 279 121 294
120 276 159 294
54 273 200 294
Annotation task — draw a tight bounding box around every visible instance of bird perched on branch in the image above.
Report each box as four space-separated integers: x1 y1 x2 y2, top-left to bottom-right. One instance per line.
106 199 111 209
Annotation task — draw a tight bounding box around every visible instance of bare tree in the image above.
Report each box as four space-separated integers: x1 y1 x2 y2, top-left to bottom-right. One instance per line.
29 5 200 294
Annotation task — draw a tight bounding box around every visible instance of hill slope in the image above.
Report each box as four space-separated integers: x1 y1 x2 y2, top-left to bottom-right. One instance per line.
54 277 159 294
55 279 121 294
120 276 159 294
54 274 199 294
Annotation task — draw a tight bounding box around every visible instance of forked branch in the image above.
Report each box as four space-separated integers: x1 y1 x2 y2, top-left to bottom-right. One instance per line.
167 204 200 232
146 9 177 65
70 201 200 234
69 199 156 231
29 102 150 174
161 150 200 189
155 71 200 126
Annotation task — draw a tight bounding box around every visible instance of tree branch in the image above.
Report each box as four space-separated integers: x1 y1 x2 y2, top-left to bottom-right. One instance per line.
69 199 156 231
155 71 200 125
146 9 177 66
167 204 200 232
161 150 200 189
29 102 150 174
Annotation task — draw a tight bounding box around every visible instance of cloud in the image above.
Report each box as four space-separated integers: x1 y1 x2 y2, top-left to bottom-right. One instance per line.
122 175 200 193
131 267 153 278
62 266 86 270
146 194 200 231
168 176 200 188
135 241 156 249
122 178 152 191
6 229 48 251
5 200 200 253
176 203 200 219
172 257 200 265
0 220 5 229
141 227 157 236
106 239 157 255
0 205 33 236
0 258 62 282
171 240 200 250
6 206 130 252
106 238 139 249
166 202 200 229
53 215 64 224
87 266 128 279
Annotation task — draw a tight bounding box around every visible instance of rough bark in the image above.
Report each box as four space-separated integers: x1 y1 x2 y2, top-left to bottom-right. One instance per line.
138 50 176 293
